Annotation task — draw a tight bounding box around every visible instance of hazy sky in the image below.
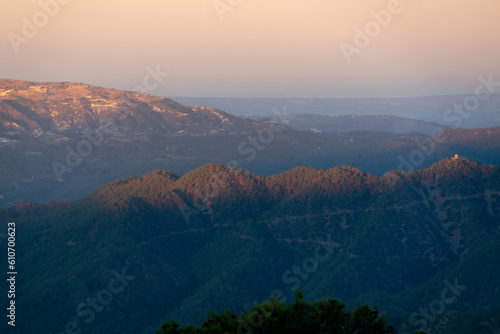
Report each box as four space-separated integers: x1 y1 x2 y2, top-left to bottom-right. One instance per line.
1 0 500 98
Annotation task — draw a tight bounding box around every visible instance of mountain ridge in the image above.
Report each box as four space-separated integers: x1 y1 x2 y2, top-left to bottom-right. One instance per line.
1 78 500 210
173 95 500 129
252 113 450 135
1 157 499 333
0 78 246 136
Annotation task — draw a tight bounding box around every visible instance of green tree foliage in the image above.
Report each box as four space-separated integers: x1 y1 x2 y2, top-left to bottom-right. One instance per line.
156 291 394 334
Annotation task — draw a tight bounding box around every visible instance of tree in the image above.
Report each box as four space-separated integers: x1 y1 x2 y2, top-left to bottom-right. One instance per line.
156 291 395 334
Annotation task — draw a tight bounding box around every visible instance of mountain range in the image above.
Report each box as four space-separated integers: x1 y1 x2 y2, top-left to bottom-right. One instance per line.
251 114 449 135
1 157 499 333
172 95 500 129
1 79 500 209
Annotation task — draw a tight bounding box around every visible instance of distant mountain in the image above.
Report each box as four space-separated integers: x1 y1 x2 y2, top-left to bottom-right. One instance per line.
1 79 500 208
172 95 500 129
0 79 255 136
0 79 288 205
251 114 450 135
1 157 499 334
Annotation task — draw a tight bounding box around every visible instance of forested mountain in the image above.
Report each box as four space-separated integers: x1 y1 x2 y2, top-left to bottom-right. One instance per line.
1 157 498 333
1 79 500 209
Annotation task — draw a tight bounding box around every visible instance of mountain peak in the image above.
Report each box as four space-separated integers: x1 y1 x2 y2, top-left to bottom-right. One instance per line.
89 169 179 206
425 156 490 175
0 78 246 137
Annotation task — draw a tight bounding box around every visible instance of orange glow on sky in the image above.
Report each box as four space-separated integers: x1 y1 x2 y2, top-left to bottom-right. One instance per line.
1 0 500 98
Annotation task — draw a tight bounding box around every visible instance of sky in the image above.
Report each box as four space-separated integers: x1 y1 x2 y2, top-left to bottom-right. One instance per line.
1 0 500 98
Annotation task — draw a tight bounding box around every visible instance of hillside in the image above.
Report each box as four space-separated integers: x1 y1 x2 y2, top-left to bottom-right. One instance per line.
1 79 500 208
0 79 266 136
1 157 499 333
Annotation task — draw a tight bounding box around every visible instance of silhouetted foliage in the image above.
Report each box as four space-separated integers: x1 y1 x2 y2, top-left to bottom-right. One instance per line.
156 291 394 334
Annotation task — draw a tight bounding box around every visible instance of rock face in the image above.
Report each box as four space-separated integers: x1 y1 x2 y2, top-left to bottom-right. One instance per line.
0 79 252 139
